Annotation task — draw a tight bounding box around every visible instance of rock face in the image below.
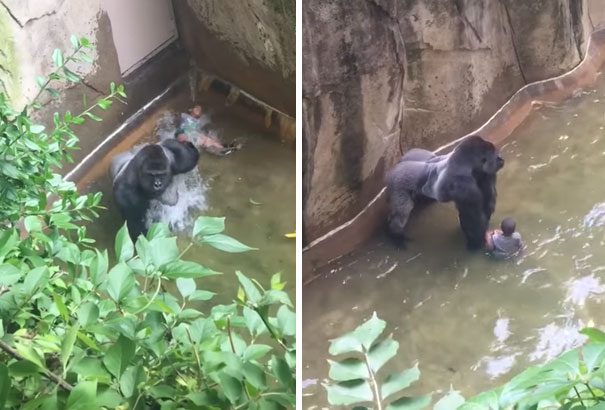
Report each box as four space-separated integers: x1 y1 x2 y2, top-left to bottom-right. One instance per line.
173 0 296 116
303 0 605 246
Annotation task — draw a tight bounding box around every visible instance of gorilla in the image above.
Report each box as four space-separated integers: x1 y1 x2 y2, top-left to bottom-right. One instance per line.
386 135 504 250
110 138 199 240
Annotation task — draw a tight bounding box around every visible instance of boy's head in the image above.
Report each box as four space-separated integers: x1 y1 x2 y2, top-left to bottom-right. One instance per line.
189 105 202 118
501 218 516 236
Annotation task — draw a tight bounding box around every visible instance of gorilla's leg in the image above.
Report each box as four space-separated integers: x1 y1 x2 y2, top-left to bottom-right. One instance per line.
386 187 415 239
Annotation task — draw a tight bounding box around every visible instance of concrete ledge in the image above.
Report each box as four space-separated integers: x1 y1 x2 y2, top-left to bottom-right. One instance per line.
302 27 605 285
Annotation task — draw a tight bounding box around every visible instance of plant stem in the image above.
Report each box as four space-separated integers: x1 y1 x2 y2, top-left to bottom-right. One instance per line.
585 383 598 401
0 339 73 391
573 386 585 408
364 352 383 410
253 306 289 351
178 243 193 259
185 326 209 390
227 317 251 401
132 277 162 314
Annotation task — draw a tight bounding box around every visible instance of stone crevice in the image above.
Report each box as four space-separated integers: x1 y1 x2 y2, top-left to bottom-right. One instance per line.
0 0 23 27
453 0 483 44
500 0 528 84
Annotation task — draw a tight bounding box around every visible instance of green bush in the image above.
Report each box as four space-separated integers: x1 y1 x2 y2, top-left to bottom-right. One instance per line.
0 37 295 409
325 314 605 410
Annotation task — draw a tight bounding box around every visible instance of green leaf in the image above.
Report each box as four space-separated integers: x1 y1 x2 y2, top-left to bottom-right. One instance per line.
22 266 49 295
96 98 112 110
162 260 221 279
78 302 99 327
61 324 80 373
0 263 22 286
115 223 134 261
188 290 216 301
102 335 136 378
329 312 386 355
176 277 196 298
147 223 170 240
63 68 80 83
236 271 262 304
385 395 432 410
581 327 605 343
71 358 111 381
45 87 60 98
434 390 466 410
325 380 373 406
259 290 293 307
84 112 102 121
120 365 144 398
66 381 98 410
582 342 605 373
0 229 19 263
0 364 9 409
36 76 46 88
381 366 420 400
277 305 296 336
193 216 225 237
218 373 242 404
70 34 80 48
24 216 43 232
368 337 399 373
271 356 293 387
52 48 64 68
90 249 108 286
200 233 257 253
29 124 45 134
106 263 135 303
8 361 40 377
271 272 286 290
244 344 273 361
328 358 369 382
16 343 45 369
149 237 179 267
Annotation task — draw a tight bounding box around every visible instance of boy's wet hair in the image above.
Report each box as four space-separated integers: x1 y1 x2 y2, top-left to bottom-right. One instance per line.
501 218 516 236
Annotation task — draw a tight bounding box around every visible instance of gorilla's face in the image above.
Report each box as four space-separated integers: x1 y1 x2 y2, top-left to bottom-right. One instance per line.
138 146 172 196
457 135 504 174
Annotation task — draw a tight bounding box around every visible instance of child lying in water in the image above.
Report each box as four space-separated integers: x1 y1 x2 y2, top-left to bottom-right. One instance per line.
486 217 524 259
177 105 242 156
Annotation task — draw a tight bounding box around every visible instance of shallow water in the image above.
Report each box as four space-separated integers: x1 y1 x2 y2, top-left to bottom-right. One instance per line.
302 77 605 405
82 90 296 305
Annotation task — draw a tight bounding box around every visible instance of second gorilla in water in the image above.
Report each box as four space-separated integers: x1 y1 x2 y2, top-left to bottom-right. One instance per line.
110 139 199 240
386 135 504 250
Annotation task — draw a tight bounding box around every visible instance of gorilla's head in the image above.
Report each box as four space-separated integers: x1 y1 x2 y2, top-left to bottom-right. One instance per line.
138 145 172 196
454 135 504 174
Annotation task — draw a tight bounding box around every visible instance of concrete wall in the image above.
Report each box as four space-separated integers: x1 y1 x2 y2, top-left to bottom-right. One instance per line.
173 0 296 117
302 0 605 246
0 0 188 172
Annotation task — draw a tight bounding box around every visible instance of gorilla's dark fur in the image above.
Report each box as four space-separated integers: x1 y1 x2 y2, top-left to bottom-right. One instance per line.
386 135 504 250
111 139 199 240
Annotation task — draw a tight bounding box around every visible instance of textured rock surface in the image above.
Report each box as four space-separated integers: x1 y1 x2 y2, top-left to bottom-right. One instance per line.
173 0 296 116
303 0 605 245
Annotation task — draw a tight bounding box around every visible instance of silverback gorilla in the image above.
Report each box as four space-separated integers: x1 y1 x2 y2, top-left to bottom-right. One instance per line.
386 135 504 250
110 139 199 240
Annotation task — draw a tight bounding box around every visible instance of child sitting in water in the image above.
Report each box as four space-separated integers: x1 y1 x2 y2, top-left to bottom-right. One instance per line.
486 217 524 259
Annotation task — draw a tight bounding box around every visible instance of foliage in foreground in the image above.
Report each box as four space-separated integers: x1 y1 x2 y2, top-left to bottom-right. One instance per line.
0 36 295 409
325 314 605 410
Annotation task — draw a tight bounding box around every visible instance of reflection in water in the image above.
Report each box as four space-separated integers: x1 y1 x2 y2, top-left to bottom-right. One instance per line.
303 77 605 404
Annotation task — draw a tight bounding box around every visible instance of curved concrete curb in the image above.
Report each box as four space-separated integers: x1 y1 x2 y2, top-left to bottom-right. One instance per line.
303 27 605 285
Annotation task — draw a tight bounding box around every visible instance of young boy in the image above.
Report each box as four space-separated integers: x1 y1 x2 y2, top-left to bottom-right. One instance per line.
486 218 524 258
176 105 241 155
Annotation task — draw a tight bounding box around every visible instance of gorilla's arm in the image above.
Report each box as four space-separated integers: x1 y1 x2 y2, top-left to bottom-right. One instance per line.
161 139 200 174
113 179 149 241
447 176 489 250
475 171 497 218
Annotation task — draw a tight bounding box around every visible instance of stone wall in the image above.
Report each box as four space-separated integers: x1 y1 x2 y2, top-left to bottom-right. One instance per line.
173 0 296 116
302 0 605 246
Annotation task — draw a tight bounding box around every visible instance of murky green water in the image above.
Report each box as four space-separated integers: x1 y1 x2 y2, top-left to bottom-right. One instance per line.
83 92 296 305
302 80 605 406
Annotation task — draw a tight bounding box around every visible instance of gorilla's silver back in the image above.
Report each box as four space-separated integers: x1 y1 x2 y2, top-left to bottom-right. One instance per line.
109 144 146 183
